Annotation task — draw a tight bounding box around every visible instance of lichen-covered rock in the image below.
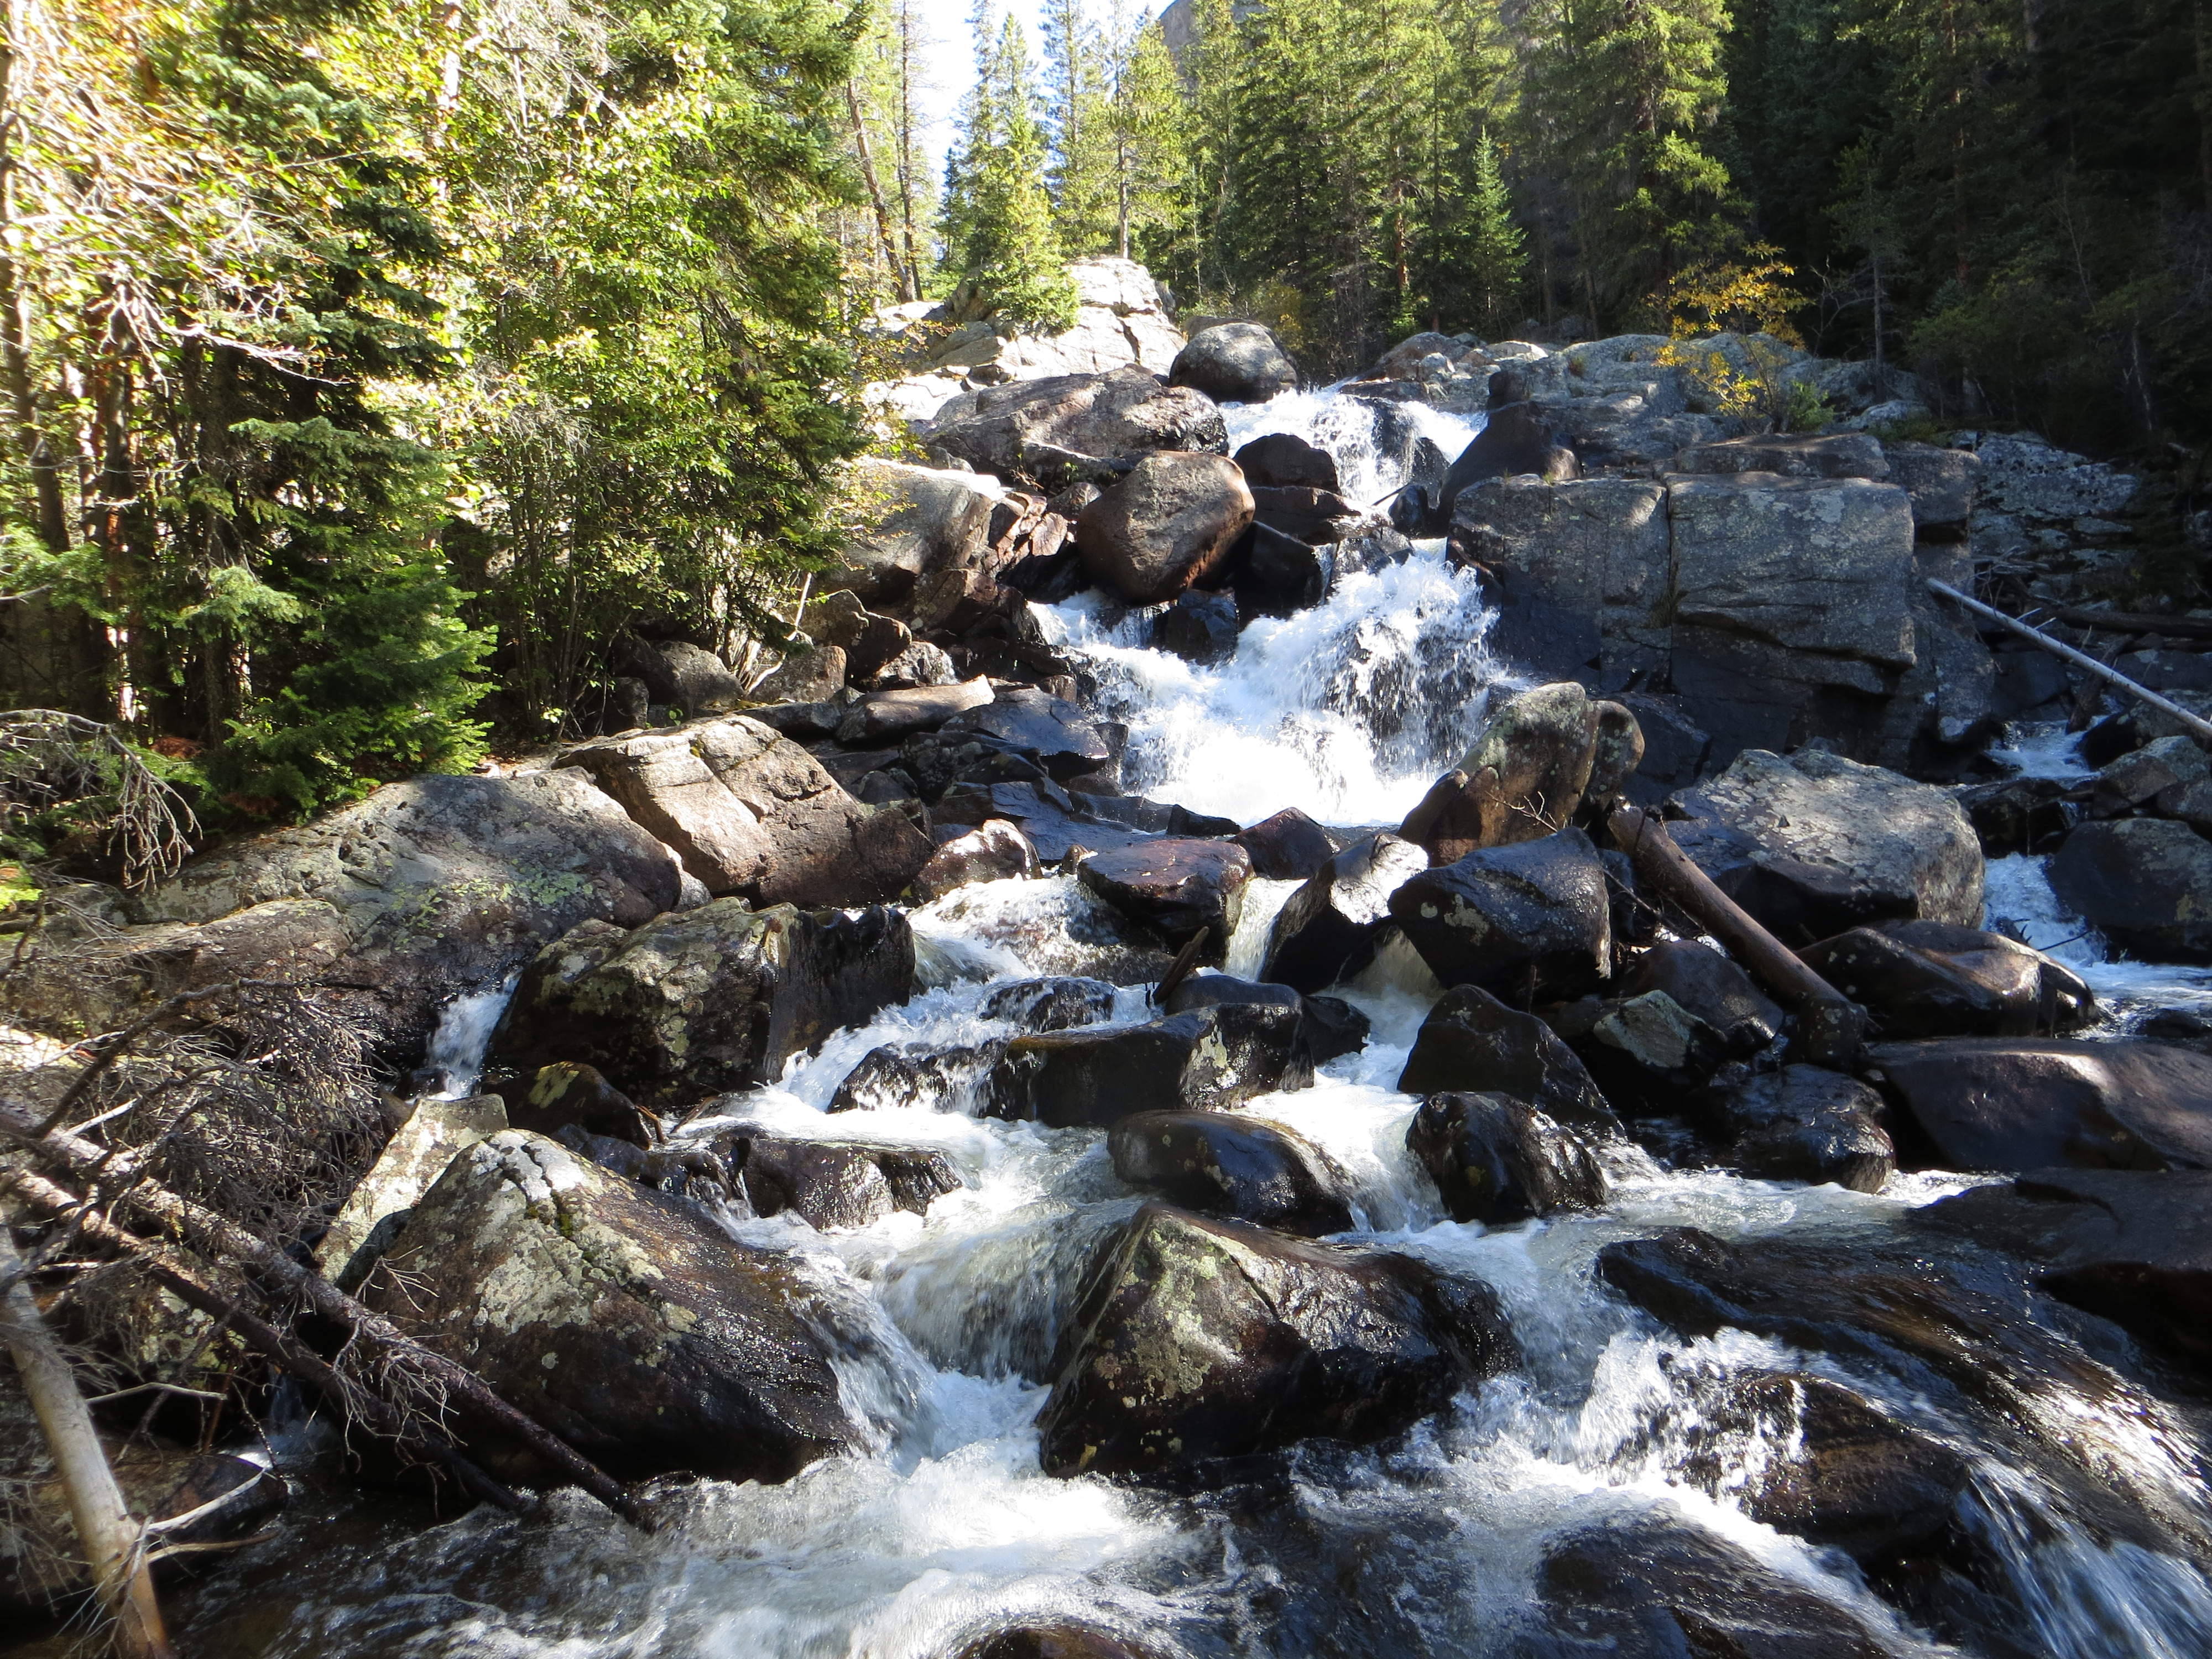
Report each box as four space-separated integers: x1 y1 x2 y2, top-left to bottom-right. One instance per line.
1034 1202 1512 1476
1407 1091 1609 1223
558 715 933 906
1403 683 1599 862
928 366 1228 481
1109 1109 1353 1235
316 1093 509 1292
1168 322 1300 404
487 900 913 1109
363 1130 858 1484
1387 828 1613 998
1618 941 1781 1055
987 1004 1313 1127
2048 818 2212 963
1396 985 1617 1131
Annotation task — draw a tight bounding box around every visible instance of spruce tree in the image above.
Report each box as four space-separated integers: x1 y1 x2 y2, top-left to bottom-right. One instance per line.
1463 129 1528 334
1107 14 1192 263
1041 0 1117 255
943 13 1082 326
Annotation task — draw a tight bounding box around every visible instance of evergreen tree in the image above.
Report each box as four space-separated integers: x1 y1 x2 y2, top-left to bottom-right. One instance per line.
943 12 1082 325
1107 13 1192 263
1041 0 1117 254
1462 129 1528 333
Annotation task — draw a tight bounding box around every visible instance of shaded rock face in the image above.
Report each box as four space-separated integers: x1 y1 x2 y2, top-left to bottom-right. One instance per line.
1799 919 2094 1039
1109 1110 1354 1235
1235 806 1337 880
1867 1037 2212 1173
1075 452 1256 605
1396 985 1618 1131
828 458 999 604
951 1626 1160 1659
987 1004 1313 1127
1881 440 1983 535
1536 1516 1891 1659
142 772 685 1054
914 818 1044 900
363 1130 858 1484
945 687 1117 779
620 637 743 714
559 716 932 907
1034 1201 1512 1477
487 900 914 1109
1406 682 1599 863
1076 838 1251 957
927 365 1228 481
1406 1091 1609 1223
1262 831 1430 993
1387 828 1613 999
1154 587 1241 663
1666 748 1984 945
510 1062 655 1145
727 1134 962 1229
1168 322 1300 404
1233 431 1338 491
828 1040 1008 1114
1438 402 1578 511
2048 818 2212 962
1923 1167 2212 1371
1696 1063 1894 1192
1618 940 1781 1055
1674 431 1889 480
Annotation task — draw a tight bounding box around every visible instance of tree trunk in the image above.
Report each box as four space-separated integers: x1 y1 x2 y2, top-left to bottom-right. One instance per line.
846 79 914 302
0 1214 175 1658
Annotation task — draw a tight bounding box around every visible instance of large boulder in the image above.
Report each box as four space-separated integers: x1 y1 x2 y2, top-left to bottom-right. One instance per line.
1234 806 1337 880
1387 828 1613 998
1109 1110 1353 1235
914 819 1044 900
987 1004 1312 1127
1396 985 1618 1131
1672 431 1887 480
142 773 685 1053
1233 431 1338 492
486 900 912 1109
317 1093 509 1291
1437 403 1578 513
1406 1091 1609 1223
1880 440 1982 536
1075 452 1256 604
1695 1062 1894 1192
557 716 932 906
362 1129 858 1483
927 366 1227 481
619 637 743 714
1076 838 1251 958
1034 1202 1512 1476
1399 683 1600 863
1866 1037 2212 1173
1799 919 2094 1039
2048 818 2212 962
1261 832 1431 992
1618 940 1781 1055
829 457 1000 605
1167 322 1298 404
1665 749 1983 945
1665 473 1917 692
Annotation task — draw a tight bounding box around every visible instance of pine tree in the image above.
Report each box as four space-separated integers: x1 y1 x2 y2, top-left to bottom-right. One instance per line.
942 12 1082 325
1107 12 1191 262
1041 0 1117 254
1463 129 1528 333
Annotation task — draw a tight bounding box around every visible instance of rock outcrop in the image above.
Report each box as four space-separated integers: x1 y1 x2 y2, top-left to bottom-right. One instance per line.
1168 322 1300 404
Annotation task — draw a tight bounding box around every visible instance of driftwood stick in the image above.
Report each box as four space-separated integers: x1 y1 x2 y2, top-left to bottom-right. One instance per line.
0 1167 532 1518
1930 580 2212 745
1150 927 1212 1009
2054 607 2212 642
1606 804 1867 1067
0 1209 175 1658
0 1104 648 1530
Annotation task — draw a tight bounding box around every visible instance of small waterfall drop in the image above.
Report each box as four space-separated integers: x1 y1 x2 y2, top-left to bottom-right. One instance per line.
420 973 518 1098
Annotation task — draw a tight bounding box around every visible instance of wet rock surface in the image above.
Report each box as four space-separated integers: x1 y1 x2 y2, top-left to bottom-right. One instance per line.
1397 985 1618 1131
1800 919 2094 1039
1387 827 1613 998
1261 831 1430 992
1074 838 1251 957
1696 1062 1895 1191
1108 1110 1353 1235
1406 1091 1609 1223
987 1003 1313 1126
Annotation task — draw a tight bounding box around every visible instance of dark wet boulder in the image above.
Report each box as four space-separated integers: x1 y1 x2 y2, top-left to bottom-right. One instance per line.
1666 749 1984 945
1922 1167 2212 1371
827 1040 1006 1114
1618 940 1781 1056
1800 919 2094 1039
1695 1062 1895 1192
1233 521 1334 618
1163 974 1369 1068
1387 828 1613 999
1536 1516 1890 1659
1866 1037 2212 1172
1437 403 1578 514
1076 838 1253 958
362 1130 858 1484
1396 985 1617 1131
1552 989 1728 1112
1168 322 1300 404
981 974 1121 1030
1955 774 2073 857
1109 1110 1354 1235
1400 682 1599 863
1154 587 1241 664
2047 818 2212 962
1074 452 1256 605
1406 1091 1609 1224
1262 831 1430 993
510 1061 658 1147
1233 431 1338 491
945 687 1116 779
1249 483 1359 545
987 1005 1313 1127
724 1134 962 1229
1235 806 1338 880
1035 1202 1512 1477
951 1626 1162 1659
914 819 1044 900
486 900 912 1109
1298 994 1371 1063
1162 973 1302 1017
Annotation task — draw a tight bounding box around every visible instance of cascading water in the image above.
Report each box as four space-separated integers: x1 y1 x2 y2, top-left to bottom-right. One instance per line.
170 392 2212 1659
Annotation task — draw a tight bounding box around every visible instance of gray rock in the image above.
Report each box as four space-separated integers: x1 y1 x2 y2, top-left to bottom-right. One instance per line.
914 819 1043 900
1387 827 1613 998
1619 941 1781 1055
1167 322 1299 404
945 687 1117 778
860 640 958 691
1437 404 1578 514
1074 452 1255 605
1672 431 1888 479
1109 1109 1353 1234
1397 985 1618 1131
1880 440 1981 535
1799 919 2094 1039
621 638 742 714
830 458 1000 605
1666 748 1984 944
1076 838 1250 959
487 899 912 1109
1407 1090 1609 1223
362 1129 858 1483
1402 682 1599 863
928 366 1228 481
987 1004 1313 1127
557 716 933 906
838 678 998 745
2048 818 2212 961
1034 1202 1512 1476
750 644 847 703
317 1094 508 1292
1262 831 1433 993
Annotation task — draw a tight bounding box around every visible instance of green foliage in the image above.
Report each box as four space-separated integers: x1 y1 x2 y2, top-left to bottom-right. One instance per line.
943 12 1082 326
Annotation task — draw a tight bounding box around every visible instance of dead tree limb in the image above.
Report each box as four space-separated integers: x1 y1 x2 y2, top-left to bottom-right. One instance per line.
1606 803 1867 1067
0 1208 175 1658
0 1166 531 1518
0 1103 650 1530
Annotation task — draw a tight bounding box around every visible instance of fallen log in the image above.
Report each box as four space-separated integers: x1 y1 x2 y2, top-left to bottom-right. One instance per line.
1605 803 1867 1067
2054 607 2212 642
1931 580 2212 746
1 1207 174 1658
0 1166 531 1519
0 1103 648 1530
